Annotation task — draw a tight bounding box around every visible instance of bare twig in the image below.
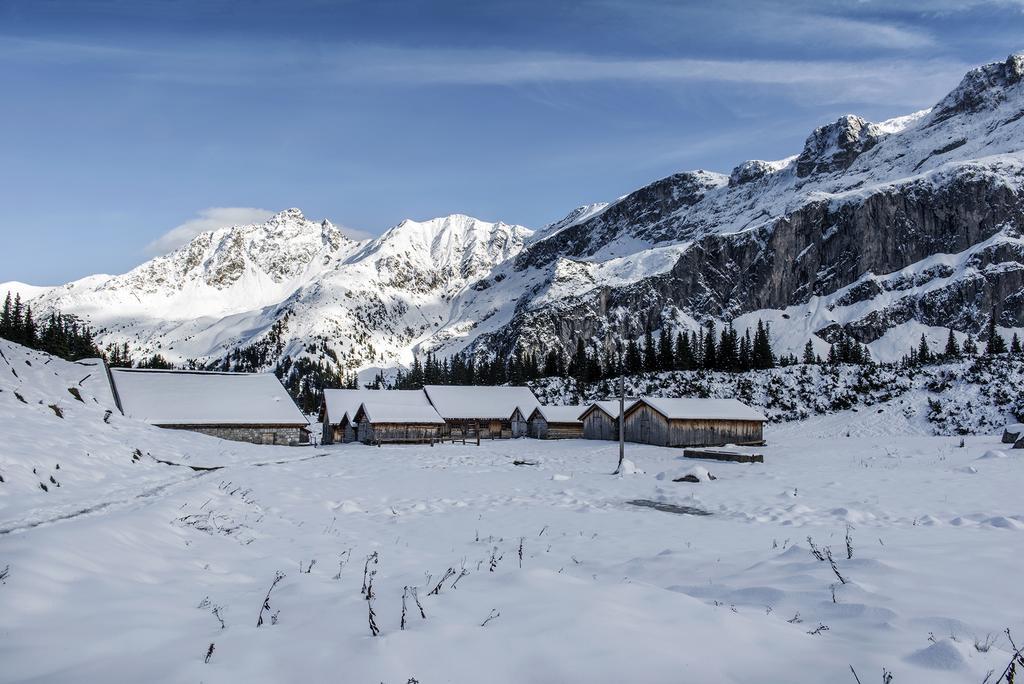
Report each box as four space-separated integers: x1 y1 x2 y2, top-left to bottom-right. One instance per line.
807 536 825 561
361 552 378 597
489 547 503 572
452 568 469 589
256 571 285 627
990 628 1024 684
204 643 215 664
411 586 426 619
428 568 455 595
481 609 501 627
825 547 847 584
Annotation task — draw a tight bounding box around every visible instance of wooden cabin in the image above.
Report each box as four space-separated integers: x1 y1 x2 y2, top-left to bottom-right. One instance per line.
423 385 537 439
109 368 310 446
352 401 446 445
580 399 637 440
528 405 586 439
320 389 430 444
622 397 766 448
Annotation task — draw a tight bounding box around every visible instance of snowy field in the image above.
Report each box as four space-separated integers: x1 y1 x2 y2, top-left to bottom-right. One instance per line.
1 341 1023 683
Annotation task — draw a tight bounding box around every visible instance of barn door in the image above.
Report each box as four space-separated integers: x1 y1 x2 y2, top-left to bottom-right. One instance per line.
640 414 650 443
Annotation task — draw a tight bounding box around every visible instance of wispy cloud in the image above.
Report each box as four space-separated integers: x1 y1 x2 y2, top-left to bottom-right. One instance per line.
0 32 970 109
145 207 275 254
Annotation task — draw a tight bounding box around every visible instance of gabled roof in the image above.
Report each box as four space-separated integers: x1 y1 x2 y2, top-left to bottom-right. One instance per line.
529 405 588 424
110 368 307 426
423 385 540 420
626 397 767 422
322 389 430 425
354 401 445 425
580 399 637 420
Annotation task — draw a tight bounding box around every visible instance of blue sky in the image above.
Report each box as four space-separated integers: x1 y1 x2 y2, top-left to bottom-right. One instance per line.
2 0 1023 284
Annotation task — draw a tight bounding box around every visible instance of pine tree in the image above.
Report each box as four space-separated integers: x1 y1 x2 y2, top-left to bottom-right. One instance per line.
827 343 839 365
569 338 588 381
10 294 24 345
702 323 717 370
0 292 12 340
985 314 1007 356
738 330 753 371
625 338 642 375
1011 333 1022 355
943 328 960 359
642 327 658 372
718 323 739 372
657 327 674 371
802 339 816 365
675 332 693 370
752 320 775 369
963 334 978 356
917 334 931 364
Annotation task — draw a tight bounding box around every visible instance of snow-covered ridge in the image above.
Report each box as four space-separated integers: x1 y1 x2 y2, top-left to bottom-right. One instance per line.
9 53 1024 380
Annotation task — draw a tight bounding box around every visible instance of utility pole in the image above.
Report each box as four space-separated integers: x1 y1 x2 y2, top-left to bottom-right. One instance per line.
615 369 625 474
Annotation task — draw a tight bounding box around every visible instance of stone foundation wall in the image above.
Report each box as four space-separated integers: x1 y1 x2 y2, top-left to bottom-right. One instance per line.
161 425 309 446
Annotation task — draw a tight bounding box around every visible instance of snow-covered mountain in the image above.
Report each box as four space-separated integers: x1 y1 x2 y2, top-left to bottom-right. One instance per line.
10 53 1024 379
14 208 534 373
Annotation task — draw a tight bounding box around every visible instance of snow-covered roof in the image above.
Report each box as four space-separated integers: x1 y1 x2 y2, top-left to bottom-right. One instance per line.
423 385 539 420
630 397 767 422
110 368 307 426
322 389 430 424
530 405 587 424
355 401 445 425
581 399 637 419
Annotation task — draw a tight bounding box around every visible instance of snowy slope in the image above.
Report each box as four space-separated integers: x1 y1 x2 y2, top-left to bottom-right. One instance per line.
0 339 308 534
0 336 1021 682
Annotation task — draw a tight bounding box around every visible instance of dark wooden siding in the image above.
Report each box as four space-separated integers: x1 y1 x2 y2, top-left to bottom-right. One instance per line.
442 416 525 439
582 410 619 441
623 404 764 447
357 421 442 444
528 410 582 439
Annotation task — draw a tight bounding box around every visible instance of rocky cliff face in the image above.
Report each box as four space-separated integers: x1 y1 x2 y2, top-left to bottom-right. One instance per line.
10 54 1024 376
466 53 1024 362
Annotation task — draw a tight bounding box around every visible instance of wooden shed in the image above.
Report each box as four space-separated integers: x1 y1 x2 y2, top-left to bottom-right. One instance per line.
423 385 537 439
579 399 637 441
623 397 766 448
109 368 310 446
352 401 446 445
320 389 430 444
528 405 586 439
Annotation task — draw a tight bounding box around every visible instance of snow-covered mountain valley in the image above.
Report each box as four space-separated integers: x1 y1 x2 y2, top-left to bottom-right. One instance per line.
6 54 1024 397
1 338 1022 683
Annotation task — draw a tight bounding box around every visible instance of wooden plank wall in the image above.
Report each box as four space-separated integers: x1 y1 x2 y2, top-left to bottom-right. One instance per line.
358 421 442 444
582 411 618 440
529 417 582 439
624 405 764 447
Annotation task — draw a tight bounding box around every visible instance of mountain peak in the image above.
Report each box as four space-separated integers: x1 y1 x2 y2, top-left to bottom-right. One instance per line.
930 52 1024 125
795 115 882 178
270 207 306 221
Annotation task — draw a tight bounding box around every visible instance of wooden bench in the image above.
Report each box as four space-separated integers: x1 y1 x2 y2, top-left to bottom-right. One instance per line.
683 448 764 464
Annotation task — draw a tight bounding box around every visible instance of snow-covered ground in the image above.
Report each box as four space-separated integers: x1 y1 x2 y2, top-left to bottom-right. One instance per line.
1 340 1022 683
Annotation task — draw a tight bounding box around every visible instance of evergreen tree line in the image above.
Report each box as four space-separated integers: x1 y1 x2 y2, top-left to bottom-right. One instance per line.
903 316 1023 366
389 319 836 389
0 291 101 360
